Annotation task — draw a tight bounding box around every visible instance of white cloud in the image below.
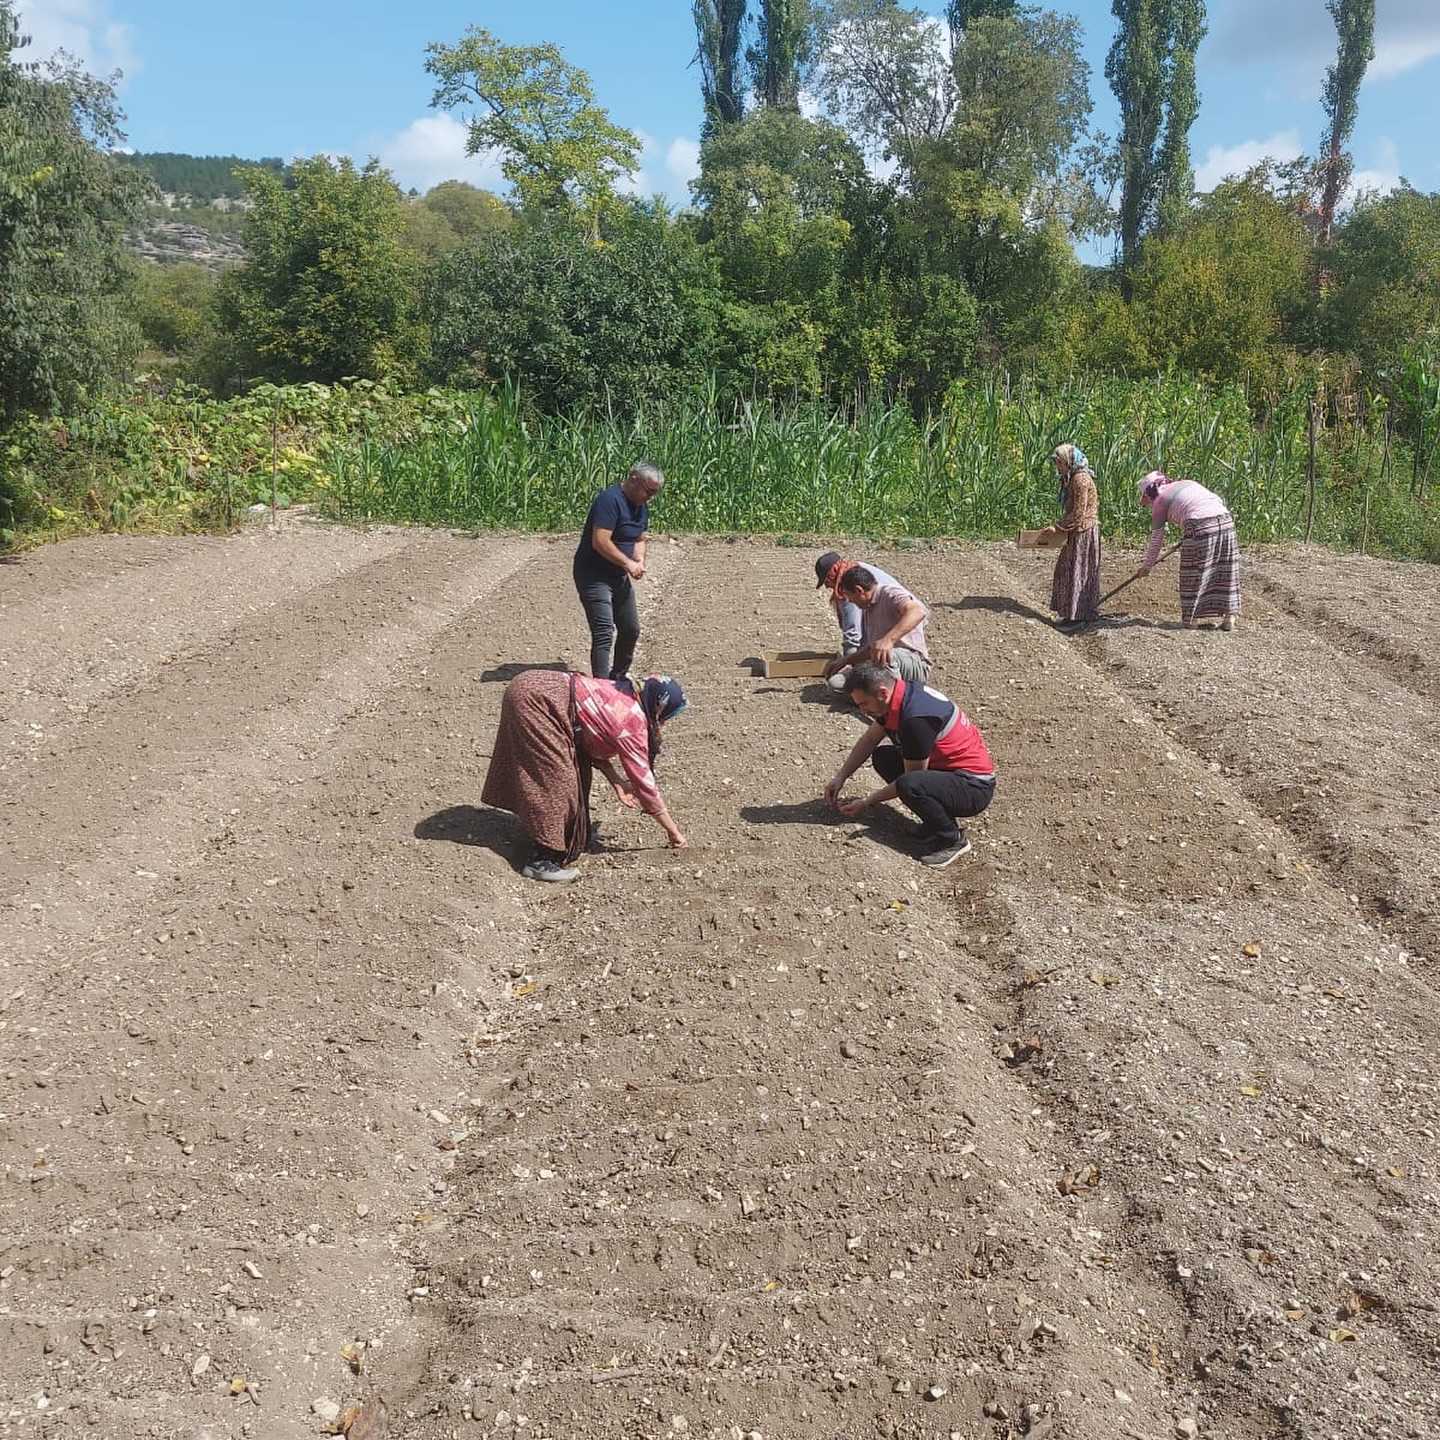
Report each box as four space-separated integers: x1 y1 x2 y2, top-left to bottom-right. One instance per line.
1371 23 1440 81
376 118 698 208
13 0 136 79
618 128 701 207
1347 136 1402 200
1208 0 1440 79
1208 0 1333 69
373 115 505 196
1194 129 1302 191
1192 127 1401 216
618 128 655 199
665 137 701 194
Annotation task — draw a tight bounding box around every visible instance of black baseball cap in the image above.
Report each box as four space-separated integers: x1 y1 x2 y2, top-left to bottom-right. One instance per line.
815 551 843 587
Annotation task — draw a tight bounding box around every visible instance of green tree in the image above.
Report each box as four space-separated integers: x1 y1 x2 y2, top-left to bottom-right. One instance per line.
945 11 1094 225
215 156 422 386
1320 186 1440 374
129 261 218 361
693 105 871 224
891 10 1095 366
811 0 956 175
402 182 511 260
425 27 640 241
0 1 151 422
1106 0 1206 284
1317 0 1375 245
115 152 287 205
418 180 511 240
1103 169 1311 388
399 201 462 261
693 0 749 134
424 204 717 414
693 110 864 397
945 0 1015 44
749 0 812 112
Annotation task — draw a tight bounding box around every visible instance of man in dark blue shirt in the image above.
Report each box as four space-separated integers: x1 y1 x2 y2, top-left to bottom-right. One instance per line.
573 461 663 679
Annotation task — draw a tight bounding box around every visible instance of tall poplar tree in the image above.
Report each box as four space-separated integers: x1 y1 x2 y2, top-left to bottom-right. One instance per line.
1317 0 1375 245
945 0 1015 47
1106 0 1206 285
749 0 812 112
694 0 749 134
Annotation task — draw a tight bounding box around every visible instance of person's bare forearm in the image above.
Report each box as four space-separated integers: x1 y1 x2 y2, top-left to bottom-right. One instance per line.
591 531 637 574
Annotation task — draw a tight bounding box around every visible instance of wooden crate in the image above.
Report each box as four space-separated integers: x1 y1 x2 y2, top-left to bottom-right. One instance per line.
1016 528 1065 550
761 649 833 679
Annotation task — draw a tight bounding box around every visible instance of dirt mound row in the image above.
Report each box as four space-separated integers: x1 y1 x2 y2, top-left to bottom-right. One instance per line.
1 529 1437 1440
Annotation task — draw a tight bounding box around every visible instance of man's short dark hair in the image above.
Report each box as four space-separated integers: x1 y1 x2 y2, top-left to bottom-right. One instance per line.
839 564 875 594
843 660 898 697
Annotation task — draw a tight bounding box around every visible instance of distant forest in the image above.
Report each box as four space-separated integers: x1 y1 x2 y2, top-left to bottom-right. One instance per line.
116 152 289 204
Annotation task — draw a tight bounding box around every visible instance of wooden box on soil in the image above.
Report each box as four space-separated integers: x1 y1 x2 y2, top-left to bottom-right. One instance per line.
760 650 833 679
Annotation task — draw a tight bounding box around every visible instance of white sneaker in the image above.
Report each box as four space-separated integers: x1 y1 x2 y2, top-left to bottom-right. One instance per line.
521 857 580 883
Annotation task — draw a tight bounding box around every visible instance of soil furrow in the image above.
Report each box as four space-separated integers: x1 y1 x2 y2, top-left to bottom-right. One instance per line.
2 530 1437 1440
0 532 540 964
0 527 420 754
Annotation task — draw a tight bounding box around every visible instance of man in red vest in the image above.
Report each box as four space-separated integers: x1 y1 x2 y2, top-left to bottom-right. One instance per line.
823 661 996 868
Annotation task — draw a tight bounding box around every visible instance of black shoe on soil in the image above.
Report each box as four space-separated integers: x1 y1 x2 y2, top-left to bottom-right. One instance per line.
918 832 972 868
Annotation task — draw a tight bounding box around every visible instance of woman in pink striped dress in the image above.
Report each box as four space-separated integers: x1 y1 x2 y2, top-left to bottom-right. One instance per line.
1134 471 1242 631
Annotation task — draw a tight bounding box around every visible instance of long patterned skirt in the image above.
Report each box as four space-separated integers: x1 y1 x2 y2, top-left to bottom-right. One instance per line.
1051 525 1101 622
481 669 592 862
1179 514 1242 623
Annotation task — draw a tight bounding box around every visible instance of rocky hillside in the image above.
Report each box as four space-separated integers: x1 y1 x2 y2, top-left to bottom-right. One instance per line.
126 216 248 271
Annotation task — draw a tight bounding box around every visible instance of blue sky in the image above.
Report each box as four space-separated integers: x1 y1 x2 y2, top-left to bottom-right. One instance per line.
17 0 1440 217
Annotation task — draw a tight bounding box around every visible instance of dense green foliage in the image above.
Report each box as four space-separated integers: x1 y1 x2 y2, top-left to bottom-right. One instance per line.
319 374 1437 560
4 7 1440 565
1085 170 1313 391
212 157 423 387
1 380 461 540
423 205 715 412
115 151 286 204
946 0 1017 37
0 1 150 424
8 376 1436 561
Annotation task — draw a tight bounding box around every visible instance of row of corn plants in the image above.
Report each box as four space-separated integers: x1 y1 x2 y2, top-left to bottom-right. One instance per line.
326 374 1438 558
5 373 1436 559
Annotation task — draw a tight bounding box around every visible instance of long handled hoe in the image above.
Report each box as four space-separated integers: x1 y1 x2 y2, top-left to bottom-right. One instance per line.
1098 541 1181 608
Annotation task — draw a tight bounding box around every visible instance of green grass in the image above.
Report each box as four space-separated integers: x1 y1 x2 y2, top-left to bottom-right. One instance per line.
5 373 1437 561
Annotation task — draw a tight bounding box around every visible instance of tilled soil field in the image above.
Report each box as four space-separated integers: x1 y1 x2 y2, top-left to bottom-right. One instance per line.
1 524 1437 1440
